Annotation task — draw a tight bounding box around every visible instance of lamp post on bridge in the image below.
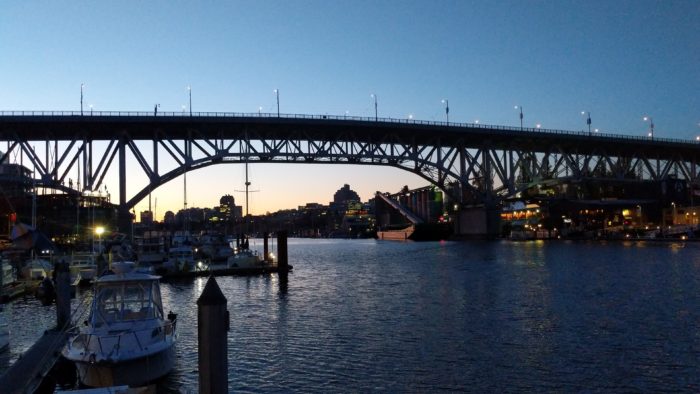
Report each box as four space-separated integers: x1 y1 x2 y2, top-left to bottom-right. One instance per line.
581 111 591 135
371 94 378 121
514 105 524 129
80 83 84 116
187 85 192 116
643 116 654 139
274 89 280 117
441 99 449 123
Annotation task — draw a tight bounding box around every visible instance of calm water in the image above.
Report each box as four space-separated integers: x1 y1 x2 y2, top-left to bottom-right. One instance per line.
2 239 700 392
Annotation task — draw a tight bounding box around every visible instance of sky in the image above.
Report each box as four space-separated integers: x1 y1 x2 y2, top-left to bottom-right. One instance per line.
1 1 698 219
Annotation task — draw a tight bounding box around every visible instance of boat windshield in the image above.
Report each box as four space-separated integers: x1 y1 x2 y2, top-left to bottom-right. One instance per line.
91 280 164 326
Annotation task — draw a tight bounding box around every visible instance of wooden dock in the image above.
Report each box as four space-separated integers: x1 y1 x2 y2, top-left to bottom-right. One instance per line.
159 264 292 280
0 328 68 394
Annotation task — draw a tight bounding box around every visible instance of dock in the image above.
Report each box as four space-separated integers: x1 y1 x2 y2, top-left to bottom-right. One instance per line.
0 328 68 394
159 264 292 280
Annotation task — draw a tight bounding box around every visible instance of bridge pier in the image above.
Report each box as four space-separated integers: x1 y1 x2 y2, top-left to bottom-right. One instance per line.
453 205 500 239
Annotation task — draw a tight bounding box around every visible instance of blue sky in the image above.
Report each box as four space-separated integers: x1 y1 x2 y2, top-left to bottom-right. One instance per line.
1 1 698 217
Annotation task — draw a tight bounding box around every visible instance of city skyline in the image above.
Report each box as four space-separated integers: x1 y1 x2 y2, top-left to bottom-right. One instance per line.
1 1 698 219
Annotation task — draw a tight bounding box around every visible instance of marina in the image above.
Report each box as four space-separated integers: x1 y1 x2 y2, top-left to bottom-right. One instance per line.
0 239 699 392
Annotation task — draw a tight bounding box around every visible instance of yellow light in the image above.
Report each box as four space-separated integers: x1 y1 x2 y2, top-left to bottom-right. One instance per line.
95 226 105 236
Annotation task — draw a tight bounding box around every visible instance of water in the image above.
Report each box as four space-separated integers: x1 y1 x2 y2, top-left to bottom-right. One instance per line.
2 239 700 392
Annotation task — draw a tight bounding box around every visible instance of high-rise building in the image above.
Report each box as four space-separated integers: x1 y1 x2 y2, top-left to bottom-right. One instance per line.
333 184 360 204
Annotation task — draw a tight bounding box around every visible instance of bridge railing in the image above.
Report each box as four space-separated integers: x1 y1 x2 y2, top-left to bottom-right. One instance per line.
0 110 697 145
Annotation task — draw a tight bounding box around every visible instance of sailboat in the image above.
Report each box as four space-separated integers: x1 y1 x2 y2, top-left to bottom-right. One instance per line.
163 166 197 274
226 138 265 269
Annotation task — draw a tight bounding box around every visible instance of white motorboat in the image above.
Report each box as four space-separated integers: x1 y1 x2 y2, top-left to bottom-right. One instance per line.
134 231 167 272
227 248 263 269
164 245 197 273
23 257 53 280
199 231 233 262
63 261 177 387
69 253 98 285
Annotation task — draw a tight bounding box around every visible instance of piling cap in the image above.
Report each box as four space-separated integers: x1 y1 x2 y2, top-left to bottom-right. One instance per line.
197 276 227 306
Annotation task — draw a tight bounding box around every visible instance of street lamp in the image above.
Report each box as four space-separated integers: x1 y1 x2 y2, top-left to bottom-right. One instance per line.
187 85 192 116
581 111 591 135
441 99 449 123
371 94 378 121
643 116 654 139
514 105 523 129
89 104 93 115
274 89 280 117
80 83 84 115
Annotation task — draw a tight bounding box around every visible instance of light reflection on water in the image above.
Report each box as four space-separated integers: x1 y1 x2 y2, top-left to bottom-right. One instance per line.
2 239 700 392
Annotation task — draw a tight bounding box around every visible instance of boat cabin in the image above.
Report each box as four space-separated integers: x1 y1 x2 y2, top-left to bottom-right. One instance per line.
90 274 164 327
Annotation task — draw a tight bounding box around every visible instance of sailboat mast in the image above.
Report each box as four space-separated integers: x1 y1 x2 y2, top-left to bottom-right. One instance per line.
183 169 188 231
245 161 250 217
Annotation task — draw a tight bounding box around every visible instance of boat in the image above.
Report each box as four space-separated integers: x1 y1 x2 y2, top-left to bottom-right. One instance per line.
198 231 233 262
62 261 177 387
227 248 263 269
22 256 53 280
134 231 167 273
164 245 197 274
162 231 198 274
69 253 98 286
0 258 27 302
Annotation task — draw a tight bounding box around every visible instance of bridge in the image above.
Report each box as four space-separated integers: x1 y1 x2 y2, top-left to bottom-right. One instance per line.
1 110 699 235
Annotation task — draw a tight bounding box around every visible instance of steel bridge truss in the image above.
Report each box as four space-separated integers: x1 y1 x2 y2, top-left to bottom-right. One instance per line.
2 126 699 217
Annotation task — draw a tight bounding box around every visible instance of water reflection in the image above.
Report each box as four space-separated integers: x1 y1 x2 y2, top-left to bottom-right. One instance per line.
2 240 700 392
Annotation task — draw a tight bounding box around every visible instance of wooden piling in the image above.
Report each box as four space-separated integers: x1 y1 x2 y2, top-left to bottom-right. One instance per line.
55 260 71 330
277 230 288 272
197 276 229 394
263 232 269 262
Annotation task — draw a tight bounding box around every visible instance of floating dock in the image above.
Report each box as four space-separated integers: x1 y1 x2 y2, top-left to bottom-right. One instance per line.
0 329 68 394
159 264 292 280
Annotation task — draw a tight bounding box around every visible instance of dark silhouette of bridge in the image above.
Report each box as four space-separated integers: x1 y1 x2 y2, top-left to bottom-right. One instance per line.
2 111 699 235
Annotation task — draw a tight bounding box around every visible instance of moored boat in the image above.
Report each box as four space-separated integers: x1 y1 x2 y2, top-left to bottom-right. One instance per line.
62 261 177 387
68 253 98 286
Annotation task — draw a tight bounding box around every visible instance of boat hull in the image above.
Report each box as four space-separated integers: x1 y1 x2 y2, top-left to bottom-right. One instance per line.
74 343 176 387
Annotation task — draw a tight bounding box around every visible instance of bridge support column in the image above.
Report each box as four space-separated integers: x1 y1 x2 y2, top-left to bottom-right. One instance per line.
453 205 500 239
117 136 132 234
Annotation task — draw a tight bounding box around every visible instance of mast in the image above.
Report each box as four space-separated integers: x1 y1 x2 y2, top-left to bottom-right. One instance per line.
244 159 250 217
183 168 188 232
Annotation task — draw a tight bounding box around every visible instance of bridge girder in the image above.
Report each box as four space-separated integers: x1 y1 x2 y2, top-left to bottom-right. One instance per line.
1 115 699 219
